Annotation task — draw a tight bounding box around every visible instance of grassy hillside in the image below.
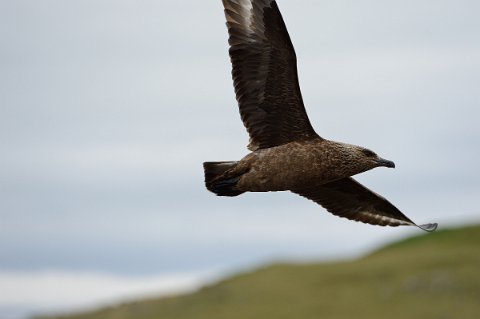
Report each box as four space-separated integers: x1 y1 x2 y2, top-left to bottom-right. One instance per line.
38 225 480 319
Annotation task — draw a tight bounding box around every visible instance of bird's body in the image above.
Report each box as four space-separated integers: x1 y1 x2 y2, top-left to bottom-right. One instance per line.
215 139 388 192
238 140 359 192
203 0 437 232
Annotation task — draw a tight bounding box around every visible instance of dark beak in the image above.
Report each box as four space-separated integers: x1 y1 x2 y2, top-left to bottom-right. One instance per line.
376 157 395 168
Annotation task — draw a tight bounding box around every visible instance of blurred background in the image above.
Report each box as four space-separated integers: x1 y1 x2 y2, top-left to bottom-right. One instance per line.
0 0 479 318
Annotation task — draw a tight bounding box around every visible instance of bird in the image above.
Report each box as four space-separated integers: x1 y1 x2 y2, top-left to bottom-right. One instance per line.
203 0 437 232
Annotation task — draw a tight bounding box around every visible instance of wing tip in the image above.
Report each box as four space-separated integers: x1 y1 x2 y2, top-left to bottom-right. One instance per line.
417 222 438 232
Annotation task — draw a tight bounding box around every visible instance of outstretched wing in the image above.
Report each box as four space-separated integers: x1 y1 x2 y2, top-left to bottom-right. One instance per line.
222 0 319 151
292 177 437 232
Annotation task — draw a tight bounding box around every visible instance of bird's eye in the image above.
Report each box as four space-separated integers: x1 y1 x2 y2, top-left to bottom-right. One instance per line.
362 149 376 157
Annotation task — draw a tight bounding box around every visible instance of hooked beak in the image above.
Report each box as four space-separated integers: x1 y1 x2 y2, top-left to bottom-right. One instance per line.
376 157 395 168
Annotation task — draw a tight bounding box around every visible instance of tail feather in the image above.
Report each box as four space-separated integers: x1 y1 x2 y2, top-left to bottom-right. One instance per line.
203 161 244 197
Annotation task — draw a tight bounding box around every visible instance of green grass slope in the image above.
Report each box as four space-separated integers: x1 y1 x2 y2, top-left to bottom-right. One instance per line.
39 225 480 319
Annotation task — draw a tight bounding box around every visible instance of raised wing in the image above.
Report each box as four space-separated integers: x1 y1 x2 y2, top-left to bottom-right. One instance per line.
222 0 319 151
292 177 437 232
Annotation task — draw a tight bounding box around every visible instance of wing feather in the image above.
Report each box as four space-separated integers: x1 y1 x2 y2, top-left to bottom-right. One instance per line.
222 0 319 150
292 177 437 232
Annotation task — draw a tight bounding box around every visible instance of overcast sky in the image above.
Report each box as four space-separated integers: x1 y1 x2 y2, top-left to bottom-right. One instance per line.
1 0 479 318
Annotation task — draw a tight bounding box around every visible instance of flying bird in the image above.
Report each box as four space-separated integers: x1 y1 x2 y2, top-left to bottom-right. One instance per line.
203 0 437 232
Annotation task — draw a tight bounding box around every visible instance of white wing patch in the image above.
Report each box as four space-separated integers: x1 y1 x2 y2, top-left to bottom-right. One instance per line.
239 0 254 33
224 0 254 34
358 211 437 232
360 211 414 227
223 0 271 36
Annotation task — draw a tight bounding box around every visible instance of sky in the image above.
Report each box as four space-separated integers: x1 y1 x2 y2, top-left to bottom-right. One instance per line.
1 0 479 318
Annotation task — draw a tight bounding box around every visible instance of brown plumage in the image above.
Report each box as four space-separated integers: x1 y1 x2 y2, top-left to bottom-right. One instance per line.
203 0 437 232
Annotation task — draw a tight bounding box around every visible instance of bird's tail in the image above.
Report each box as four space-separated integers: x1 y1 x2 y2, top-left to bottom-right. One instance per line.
203 161 245 197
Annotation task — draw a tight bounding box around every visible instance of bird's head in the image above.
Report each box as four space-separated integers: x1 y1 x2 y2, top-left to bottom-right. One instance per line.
356 147 395 169
330 142 395 177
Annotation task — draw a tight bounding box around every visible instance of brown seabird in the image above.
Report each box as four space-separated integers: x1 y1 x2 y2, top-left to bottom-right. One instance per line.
203 0 437 232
